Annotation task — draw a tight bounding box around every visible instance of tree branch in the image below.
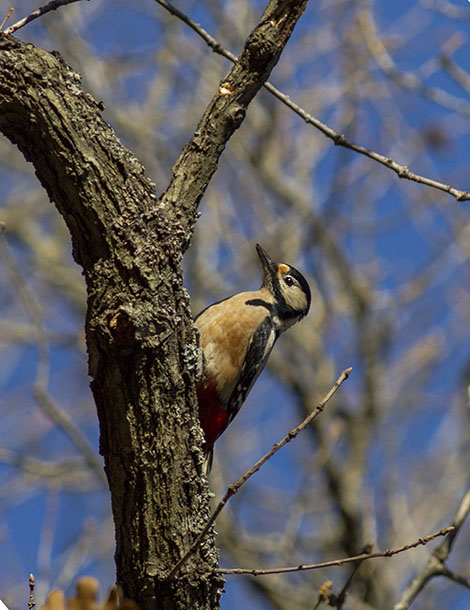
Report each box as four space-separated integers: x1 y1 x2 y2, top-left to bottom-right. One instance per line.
0 7 14 31
3 0 87 36
216 527 454 576
156 0 470 202
156 0 311 230
167 367 352 580
394 487 470 610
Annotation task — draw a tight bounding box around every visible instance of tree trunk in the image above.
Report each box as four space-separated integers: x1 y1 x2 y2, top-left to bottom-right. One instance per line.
0 2 308 607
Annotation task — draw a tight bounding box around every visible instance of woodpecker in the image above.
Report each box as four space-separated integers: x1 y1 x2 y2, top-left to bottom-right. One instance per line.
195 244 311 472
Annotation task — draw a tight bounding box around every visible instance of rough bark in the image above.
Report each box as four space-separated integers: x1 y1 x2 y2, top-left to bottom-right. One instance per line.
0 34 219 609
0 1 308 608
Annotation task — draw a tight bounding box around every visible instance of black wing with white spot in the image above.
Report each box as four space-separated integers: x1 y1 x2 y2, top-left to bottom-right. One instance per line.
224 316 278 427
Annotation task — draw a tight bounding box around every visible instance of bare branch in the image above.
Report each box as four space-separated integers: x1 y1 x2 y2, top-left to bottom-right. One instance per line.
156 0 470 202
166 367 352 580
440 53 470 93
359 9 470 117
0 7 14 31
3 0 87 36
394 488 470 610
439 566 470 590
335 545 374 609
157 0 311 231
421 0 470 20
436 486 470 560
216 527 453 576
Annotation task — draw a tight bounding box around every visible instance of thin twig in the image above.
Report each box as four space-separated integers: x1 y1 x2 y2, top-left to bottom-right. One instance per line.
0 7 14 31
394 487 470 610
434 486 470 560
166 367 353 580
28 574 35 610
155 0 470 202
439 566 470 590
3 0 86 36
215 527 453 576
335 544 373 609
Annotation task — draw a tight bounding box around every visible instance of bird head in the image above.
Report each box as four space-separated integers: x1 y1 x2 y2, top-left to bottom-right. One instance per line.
256 243 311 327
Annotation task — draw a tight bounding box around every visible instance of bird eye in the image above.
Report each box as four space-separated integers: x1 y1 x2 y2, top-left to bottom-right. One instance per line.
285 276 294 287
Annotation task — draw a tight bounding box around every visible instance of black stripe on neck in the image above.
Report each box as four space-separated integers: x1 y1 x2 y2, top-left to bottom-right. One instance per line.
245 298 274 313
246 298 303 323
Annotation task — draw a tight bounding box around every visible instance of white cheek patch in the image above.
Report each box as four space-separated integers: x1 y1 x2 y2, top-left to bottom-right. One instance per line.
279 283 308 318
289 290 307 312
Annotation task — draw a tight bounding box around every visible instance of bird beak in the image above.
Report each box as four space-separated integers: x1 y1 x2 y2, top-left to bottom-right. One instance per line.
256 244 278 281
